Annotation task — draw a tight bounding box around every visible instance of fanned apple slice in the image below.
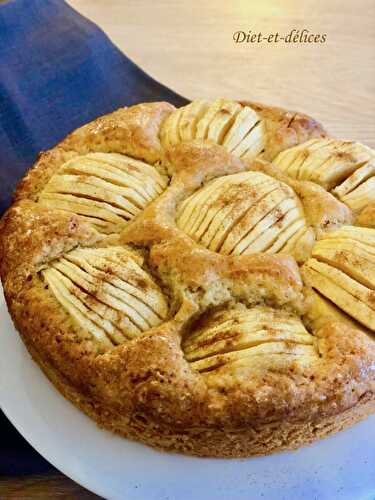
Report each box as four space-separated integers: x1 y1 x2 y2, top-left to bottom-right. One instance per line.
185 308 311 350
183 306 317 373
195 99 227 140
273 139 335 177
289 141 336 179
38 153 168 234
179 99 210 141
65 252 168 320
278 226 315 263
272 139 317 172
232 199 300 255
227 194 305 256
319 225 375 248
297 147 339 182
176 172 278 247
312 238 375 258
204 182 278 252
38 193 130 233
220 187 292 255
232 121 266 160
177 171 308 258
333 160 375 198
265 218 306 254
161 99 268 160
94 154 166 185
309 143 373 189
165 107 185 147
193 176 267 241
339 177 375 211
296 140 352 182
62 154 164 199
190 343 316 373
44 175 143 215
207 100 242 143
242 207 301 254
43 268 121 348
305 289 369 333
222 106 260 152
176 176 230 233
241 124 266 160
303 258 375 331
285 149 313 179
160 106 183 149
273 139 375 191
312 239 375 290
193 174 273 248
43 247 168 349
185 173 257 237
220 351 318 373
296 141 354 189
185 308 306 345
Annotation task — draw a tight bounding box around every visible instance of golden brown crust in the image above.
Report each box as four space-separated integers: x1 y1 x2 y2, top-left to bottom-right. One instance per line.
14 148 78 203
240 100 327 160
60 103 175 163
1 99 374 458
22 333 375 457
0 201 101 297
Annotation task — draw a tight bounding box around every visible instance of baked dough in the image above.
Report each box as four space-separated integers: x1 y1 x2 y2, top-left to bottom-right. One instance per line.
1 99 374 457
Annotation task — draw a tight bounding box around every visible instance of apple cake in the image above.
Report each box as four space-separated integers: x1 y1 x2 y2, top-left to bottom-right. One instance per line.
1 99 375 457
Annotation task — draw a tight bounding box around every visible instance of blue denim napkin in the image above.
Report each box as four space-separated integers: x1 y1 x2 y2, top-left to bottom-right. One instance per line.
0 0 187 475
0 0 188 214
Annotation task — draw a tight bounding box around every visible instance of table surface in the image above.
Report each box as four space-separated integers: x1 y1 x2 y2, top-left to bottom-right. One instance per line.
2 0 374 497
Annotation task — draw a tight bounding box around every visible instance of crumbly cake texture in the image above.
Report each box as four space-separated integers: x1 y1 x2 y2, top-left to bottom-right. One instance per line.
1 99 375 458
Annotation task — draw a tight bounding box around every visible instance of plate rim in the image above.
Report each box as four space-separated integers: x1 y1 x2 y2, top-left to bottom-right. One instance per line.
0 400 105 498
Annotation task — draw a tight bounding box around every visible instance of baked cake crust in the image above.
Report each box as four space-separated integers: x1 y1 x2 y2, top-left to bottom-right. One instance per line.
1 99 375 457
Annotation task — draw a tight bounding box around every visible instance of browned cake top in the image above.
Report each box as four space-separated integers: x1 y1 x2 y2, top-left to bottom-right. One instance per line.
1 98 374 430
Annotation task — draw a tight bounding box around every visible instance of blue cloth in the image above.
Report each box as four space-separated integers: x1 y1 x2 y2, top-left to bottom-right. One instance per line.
0 0 187 475
0 0 187 214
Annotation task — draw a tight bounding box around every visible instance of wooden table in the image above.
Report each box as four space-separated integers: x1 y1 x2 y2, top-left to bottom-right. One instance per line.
70 0 375 147
2 0 374 497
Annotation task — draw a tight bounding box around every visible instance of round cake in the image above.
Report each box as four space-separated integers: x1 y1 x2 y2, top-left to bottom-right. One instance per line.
1 99 375 457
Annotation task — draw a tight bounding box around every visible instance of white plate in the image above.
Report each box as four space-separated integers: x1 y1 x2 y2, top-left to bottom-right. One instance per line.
1 287 374 500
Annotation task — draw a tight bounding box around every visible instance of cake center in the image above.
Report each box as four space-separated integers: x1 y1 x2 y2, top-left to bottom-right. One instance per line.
176 171 310 259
